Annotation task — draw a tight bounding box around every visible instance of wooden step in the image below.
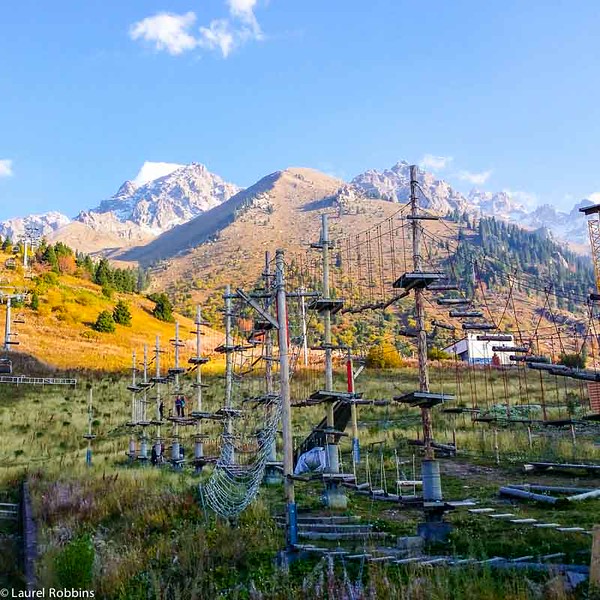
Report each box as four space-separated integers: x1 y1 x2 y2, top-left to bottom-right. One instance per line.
298 531 388 541
296 524 373 533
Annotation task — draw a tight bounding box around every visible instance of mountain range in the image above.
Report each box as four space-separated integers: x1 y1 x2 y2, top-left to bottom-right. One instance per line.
0 160 593 257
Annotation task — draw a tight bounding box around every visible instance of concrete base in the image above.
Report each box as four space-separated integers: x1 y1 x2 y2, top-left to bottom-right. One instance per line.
417 521 452 543
323 484 348 510
263 466 283 486
396 535 424 557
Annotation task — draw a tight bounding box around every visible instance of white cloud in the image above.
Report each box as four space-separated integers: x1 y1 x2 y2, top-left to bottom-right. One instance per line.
130 1 266 58
0 159 13 178
129 12 198 56
589 192 600 204
227 0 262 37
457 170 492 185
199 19 236 58
133 161 184 186
419 154 452 172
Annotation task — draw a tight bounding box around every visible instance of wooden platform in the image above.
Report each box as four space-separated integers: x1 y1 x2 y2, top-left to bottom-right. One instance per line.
188 357 210 365
450 309 483 318
393 391 454 408
307 298 345 314
303 390 363 404
437 298 471 306
524 461 600 473
392 272 443 291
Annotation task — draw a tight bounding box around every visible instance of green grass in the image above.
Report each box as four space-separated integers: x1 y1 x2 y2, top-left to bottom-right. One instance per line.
0 366 598 598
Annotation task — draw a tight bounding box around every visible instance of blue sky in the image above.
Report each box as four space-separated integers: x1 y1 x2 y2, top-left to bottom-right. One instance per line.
1 0 600 220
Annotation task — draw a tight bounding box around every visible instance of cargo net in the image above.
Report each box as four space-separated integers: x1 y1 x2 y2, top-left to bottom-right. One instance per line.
201 265 310 518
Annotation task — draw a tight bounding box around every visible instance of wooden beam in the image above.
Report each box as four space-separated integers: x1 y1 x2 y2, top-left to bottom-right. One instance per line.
591 525 600 592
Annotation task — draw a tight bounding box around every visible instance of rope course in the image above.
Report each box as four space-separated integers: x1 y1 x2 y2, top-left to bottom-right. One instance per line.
201 254 309 519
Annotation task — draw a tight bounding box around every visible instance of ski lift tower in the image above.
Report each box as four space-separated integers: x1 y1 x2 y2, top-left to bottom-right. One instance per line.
21 224 41 271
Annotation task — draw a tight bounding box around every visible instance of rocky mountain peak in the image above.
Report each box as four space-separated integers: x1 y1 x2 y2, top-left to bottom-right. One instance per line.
0 212 71 242
114 180 137 199
76 162 241 238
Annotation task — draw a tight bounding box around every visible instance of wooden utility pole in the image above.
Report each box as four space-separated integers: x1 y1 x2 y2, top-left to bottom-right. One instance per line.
276 250 297 547
410 166 434 460
139 344 149 460
591 525 600 592
193 305 206 468
83 388 95 466
171 322 182 464
154 335 163 460
321 215 338 473
224 284 235 464
348 348 360 469
128 351 137 459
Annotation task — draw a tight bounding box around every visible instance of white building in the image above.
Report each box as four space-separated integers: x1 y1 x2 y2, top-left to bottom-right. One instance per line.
443 333 515 365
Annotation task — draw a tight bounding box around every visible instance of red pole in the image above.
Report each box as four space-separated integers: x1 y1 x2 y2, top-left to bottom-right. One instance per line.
347 358 354 393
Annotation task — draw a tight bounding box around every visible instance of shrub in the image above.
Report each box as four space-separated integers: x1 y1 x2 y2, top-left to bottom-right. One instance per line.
93 310 115 333
113 300 132 326
365 340 403 369
54 534 94 589
428 347 452 361
558 352 585 369
150 293 174 323
30 292 40 311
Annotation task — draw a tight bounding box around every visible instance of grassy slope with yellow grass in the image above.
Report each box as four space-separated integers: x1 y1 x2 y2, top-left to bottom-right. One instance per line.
0 252 223 372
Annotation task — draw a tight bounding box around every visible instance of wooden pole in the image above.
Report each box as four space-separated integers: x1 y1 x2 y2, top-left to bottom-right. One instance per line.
129 351 137 459
194 306 204 467
348 348 360 468
590 525 600 592
224 284 234 464
321 214 338 473
410 165 433 460
494 428 500 465
155 335 163 460
276 250 296 547
4 297 11 351
171 322 181 463
300 287 309 367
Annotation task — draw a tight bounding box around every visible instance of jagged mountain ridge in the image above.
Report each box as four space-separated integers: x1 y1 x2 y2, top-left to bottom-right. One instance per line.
77 162 241 238
0 211 71 242
0 162 241 252
350 161 591 246
0 160 593 254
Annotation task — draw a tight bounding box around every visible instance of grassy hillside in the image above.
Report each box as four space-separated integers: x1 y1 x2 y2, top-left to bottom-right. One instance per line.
1 367 597 596
0 250 223 372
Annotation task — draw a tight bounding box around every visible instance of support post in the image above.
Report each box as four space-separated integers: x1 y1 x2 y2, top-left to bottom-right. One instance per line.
194 305 205 472
410 166 433 461
300 288 309 367
320 214 346 508
4 297 11 351
224 284 235 464
264 252 282 485
276 249 297 548
86 388 93 466
128 351 137 460
348 349 360 468
494 428 500 465
154 335 163 461
171 322 181 465
139 344 148 461
591 525 600 593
